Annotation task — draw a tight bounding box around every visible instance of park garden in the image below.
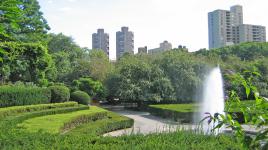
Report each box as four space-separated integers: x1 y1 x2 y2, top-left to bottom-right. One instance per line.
1 0 268 149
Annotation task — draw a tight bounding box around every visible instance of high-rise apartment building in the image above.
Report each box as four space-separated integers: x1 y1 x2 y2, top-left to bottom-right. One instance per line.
208 5 266 49
92 29 109 56
238 24 266 43
116 27 134 59
148 41 172 54
160 41 172 51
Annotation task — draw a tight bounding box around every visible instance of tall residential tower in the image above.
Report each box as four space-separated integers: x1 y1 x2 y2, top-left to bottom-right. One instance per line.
92 29 109 56
116 27 134 59
208 5 266 49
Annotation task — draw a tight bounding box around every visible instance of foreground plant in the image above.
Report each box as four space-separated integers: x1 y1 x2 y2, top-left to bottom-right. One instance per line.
203 71 268 149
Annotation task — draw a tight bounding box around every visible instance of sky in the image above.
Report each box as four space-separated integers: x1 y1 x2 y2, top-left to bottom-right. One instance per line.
38 0 268 60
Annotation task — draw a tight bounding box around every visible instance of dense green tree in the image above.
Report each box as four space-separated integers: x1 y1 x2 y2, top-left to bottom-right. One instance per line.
0 0 22 41
48 33 82 59
88 49 113 82
158 51 208 102
0 42 53 84
47 33 88 83
72 77 106 101
1 0 50 43
109 55 176 105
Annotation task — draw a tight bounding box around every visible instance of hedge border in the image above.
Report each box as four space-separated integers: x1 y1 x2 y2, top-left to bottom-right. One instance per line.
0 102 79 119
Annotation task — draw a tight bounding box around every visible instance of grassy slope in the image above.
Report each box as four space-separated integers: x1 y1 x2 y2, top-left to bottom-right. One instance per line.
17 106 106 134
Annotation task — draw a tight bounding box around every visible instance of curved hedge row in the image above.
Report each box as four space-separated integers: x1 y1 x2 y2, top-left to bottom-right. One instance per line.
69 112 134 136
0 102 79 119
61 112 107 132
18 107 108 134
0 85 51 107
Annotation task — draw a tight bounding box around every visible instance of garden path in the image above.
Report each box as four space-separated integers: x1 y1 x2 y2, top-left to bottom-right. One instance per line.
103 110 197 136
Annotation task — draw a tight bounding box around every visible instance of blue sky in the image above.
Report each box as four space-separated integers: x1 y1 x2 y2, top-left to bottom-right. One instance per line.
38 0 268 60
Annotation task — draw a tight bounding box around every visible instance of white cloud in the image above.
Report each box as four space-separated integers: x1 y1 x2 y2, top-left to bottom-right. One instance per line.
58 7 72 12
68 0 77 2
48 0 53 4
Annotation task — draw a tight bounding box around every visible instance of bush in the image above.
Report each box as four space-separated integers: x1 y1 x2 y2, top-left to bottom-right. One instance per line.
49 85 70 103
72 78 106 101
71 91 91 105
0 85 51 107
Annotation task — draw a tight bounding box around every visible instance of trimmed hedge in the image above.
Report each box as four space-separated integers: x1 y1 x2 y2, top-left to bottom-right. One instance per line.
0 102 79 119
15 105 89 123
18 107 107 134
49 85 70 103
148 106 194 123
61 112 107 132
148 104 198 123
71 91 91 105
0 85 51 107
69 112 134 136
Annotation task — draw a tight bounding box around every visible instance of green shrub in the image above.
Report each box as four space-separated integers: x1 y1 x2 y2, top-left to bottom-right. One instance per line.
71 91 91 105
49 85 70 103
72 78 106 101
0 102 79 119
0 85 51 107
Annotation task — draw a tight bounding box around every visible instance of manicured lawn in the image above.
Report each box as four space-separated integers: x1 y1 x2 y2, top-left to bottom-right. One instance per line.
17 106 106 134
149 100 260 113
149 103 198 113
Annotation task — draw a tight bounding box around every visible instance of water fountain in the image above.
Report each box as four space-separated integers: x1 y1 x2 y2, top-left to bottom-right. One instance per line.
199 66 225 134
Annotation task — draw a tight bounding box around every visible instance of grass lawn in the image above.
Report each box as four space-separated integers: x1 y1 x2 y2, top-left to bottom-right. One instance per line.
148 100 268 123
149 103 198 113
149 100 261 113
17 106 106 134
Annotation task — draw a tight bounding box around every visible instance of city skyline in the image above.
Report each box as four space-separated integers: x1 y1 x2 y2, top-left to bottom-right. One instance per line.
38 0 268 60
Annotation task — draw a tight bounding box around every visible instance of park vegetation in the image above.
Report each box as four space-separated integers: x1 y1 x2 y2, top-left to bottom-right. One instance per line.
1 0 268 149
